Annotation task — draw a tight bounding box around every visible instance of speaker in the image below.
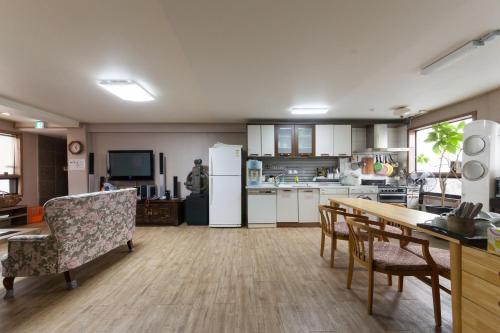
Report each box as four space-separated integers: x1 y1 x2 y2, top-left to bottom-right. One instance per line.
173 176 178 198
159 153 164 174
88 153 94 175
140 185 147 200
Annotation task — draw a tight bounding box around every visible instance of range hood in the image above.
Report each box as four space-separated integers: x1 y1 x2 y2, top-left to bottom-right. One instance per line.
354 124 410 153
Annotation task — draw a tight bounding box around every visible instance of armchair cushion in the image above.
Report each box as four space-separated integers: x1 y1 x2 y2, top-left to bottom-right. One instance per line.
1 235 58 277
404 245 450 274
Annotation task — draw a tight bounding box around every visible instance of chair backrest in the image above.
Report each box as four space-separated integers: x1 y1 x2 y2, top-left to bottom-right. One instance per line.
44 188 137 271
345 216 377 263
318 205 367 235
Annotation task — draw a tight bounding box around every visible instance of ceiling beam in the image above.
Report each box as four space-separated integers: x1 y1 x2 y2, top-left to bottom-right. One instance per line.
0 96 79 128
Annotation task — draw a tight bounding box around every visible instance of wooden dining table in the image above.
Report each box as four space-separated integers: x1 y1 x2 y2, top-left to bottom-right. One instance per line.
329 197 463 333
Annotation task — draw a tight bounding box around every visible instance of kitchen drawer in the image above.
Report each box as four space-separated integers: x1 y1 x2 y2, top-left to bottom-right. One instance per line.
462 297 500 333
462 246 500 287
462 271 500 316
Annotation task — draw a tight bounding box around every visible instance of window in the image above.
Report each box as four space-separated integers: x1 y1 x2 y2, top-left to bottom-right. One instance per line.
409 113 475 195
0 133 21 194
415 117 473 173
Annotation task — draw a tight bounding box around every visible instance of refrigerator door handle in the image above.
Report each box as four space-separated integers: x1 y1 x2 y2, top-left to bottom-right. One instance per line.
210 177 213 205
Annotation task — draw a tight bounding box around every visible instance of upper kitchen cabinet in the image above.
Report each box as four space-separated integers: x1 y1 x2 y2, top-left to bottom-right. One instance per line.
261 125 275 156
315 124 334 156
247 125 261 157
275 125 294 156
333 125 352 156
247 125 275 157
295 124 315 156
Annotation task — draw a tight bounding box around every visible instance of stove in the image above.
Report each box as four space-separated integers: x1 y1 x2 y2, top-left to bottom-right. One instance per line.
378 185 407 204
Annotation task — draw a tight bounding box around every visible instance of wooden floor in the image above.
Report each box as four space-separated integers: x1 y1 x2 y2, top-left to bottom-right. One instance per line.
0 225 452 333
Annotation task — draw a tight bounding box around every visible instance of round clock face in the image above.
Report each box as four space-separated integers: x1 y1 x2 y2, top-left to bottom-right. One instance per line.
68 141 83 154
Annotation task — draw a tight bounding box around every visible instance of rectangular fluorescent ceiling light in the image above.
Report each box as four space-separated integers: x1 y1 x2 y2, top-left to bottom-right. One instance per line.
290 107 329 115
97 80 154 102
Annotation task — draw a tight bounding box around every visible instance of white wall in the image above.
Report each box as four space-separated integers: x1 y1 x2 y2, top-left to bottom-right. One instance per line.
88 124 246 198
410 86 500 128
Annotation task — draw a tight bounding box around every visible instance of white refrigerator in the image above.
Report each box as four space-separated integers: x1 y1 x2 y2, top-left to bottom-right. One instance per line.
209 145 242 227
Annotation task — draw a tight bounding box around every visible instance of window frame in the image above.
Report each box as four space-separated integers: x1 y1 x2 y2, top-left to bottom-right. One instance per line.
407 111 476 195
0 131 22 194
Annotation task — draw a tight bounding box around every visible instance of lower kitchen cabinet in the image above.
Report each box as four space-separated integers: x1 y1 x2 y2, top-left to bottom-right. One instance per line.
298 189 319 223
277 189 298 222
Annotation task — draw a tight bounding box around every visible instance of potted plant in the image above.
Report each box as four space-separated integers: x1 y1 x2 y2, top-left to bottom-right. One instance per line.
416 121 465 214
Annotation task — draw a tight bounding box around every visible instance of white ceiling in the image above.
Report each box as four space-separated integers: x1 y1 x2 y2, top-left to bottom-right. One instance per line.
0 0 500 123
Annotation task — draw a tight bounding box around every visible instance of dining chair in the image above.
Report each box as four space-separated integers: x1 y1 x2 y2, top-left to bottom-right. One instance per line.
345 216 442 327
318 205 403 268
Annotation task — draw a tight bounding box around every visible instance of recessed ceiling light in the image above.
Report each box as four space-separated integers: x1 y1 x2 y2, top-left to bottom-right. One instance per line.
97 80 155 102
290 107 329 115
1 112 11 116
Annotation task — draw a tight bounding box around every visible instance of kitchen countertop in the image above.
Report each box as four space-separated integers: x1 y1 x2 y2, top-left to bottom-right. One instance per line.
246 183 379 190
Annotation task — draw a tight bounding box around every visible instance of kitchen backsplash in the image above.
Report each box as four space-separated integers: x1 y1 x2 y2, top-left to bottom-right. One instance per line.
259 158 339 182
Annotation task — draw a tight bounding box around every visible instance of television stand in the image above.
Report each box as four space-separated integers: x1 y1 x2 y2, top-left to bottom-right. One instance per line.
136 199 184 226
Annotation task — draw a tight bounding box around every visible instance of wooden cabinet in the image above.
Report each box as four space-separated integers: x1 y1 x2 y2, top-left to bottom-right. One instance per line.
315 125 334 156
275 125 294 156
295 125 314 156
298 189 319 223
275 124 315 157
247 125 261 157
0 205 27 226
136 199 184 225
461 246 500 332
277 189 298 222
333 125 352 156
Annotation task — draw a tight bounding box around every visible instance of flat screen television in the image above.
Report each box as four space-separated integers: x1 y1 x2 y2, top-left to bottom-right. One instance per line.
108 150 154 181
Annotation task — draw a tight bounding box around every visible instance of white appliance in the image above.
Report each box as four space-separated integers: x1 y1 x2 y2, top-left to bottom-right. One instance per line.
462 120 500 211
349 186 379 220
209 144 242 227
247 189 276 227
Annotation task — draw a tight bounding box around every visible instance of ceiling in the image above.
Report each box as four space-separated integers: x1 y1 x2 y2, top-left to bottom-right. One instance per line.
1 0 500 124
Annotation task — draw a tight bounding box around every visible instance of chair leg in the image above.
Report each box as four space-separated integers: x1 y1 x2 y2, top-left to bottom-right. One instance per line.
320 232 325 257
3 277 15 299
398 275 404 292
127 239 134 252
330 237 336 268
368 268 374 315
63 271 78 290
347 254 354 289
387 273 392 286
431 273 442 327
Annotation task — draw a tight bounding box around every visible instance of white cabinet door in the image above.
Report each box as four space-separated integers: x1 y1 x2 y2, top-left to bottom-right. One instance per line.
247 190 277 224
261 125 275 157
333 125 352 156
247 125 261 157
277 189 298 222
298 189 320 223
315 125 334 156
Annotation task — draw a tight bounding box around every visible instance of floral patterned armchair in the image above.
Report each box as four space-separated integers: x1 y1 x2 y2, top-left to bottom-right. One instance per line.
2 188 137 299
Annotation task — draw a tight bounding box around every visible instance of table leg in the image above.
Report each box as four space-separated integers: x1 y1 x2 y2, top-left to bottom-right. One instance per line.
449 242 461 333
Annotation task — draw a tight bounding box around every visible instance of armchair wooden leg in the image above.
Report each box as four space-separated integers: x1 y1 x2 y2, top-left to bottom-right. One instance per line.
330 237 336 268
127 240 134 252
431 272 442 327
320 232 325 257
347 254 354 289
3 277 15 299
368 268 374 315
398 275 404 292
387 273 392 286
63 271 77 290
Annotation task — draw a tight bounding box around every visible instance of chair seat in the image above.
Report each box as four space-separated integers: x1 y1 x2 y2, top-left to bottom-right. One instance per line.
405 245 450 275
369 242 430 272
332 222 403 238
383 224 403 235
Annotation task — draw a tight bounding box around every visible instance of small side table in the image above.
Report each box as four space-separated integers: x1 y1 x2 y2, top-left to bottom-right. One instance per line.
0 205 28 226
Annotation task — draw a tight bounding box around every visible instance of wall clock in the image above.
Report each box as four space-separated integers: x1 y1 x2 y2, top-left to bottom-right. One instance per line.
68 141 84 155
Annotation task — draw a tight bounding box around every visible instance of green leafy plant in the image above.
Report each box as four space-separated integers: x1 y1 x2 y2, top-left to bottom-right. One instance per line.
419 121 465 207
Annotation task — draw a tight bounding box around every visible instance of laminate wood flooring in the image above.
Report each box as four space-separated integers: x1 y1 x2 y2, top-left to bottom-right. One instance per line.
0 225 452 332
